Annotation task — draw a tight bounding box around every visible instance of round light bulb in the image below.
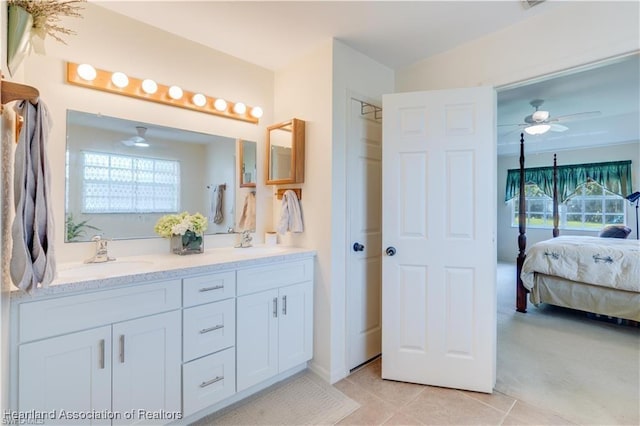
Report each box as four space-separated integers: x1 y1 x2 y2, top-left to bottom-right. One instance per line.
141 79 158 94
168 85 183 100
192 93 207 107
214 99 228 111
77 64 97 81
111 72 129 88
233 102 246 114
250 106 263 118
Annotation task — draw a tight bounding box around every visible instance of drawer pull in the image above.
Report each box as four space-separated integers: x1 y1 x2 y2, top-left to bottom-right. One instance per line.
199 285 224 292
199 324 224 334
200 376 224 388
119 335 125 363
98 339 105 369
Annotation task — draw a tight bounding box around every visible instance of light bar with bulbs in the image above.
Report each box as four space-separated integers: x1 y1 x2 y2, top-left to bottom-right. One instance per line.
65 62 263 124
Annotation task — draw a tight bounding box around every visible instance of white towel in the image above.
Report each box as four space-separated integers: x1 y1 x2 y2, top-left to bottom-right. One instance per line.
212 184 225 224
277 190 304 234
238 191 256 231
11 100 56 292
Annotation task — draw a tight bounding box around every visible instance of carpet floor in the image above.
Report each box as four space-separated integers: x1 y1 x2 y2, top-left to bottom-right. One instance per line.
495 262 640 425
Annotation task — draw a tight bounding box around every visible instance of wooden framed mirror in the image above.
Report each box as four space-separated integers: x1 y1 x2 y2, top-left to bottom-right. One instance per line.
265 118 305 185
239 139 257 188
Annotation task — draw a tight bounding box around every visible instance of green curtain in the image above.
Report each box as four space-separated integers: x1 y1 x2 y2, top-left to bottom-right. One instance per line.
505 160 632 202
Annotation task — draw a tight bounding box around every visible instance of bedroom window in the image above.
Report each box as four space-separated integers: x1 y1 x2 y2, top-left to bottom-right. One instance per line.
564 181 626 230
81 151 180 214
511 184 554 228
511 181 626 230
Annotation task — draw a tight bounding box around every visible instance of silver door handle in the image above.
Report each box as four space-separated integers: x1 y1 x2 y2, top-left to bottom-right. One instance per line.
99 339 105 369
199 285 224 292
119 335 125 363
282 295 287 315
200 376 224 388
200 324 224 334
273 297 278 318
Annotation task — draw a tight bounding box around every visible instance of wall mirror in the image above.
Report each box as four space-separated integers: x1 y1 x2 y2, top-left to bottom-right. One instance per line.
65 110 256 242
266 118 305 185
239 139 257 187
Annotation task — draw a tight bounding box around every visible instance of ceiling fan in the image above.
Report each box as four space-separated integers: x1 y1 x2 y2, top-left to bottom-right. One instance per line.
501 99 601 135
120 126 150 147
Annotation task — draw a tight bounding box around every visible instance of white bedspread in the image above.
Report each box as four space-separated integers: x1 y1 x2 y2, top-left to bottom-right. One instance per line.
521 236 640 293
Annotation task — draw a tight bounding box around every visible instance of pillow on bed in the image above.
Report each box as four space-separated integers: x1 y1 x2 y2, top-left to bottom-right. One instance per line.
598 225 632 238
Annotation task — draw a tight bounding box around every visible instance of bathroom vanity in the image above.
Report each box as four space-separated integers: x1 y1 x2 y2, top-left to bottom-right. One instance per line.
8 246 315 425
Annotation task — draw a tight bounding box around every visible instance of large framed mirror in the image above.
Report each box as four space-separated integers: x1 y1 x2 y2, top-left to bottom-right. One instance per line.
265 118 305 185
65 110 256 242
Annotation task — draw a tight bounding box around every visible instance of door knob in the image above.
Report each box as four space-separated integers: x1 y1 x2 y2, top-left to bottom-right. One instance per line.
353 242 365 252
385 246 396 256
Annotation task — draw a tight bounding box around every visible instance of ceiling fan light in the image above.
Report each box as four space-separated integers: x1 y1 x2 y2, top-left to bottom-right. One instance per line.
532 110 549 122
524 124 551 135
133 141 150 148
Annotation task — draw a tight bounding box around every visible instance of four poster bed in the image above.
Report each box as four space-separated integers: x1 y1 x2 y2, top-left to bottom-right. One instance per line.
513 134 640 322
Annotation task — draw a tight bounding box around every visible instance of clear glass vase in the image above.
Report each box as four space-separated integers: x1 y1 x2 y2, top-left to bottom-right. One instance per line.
170 231 203 255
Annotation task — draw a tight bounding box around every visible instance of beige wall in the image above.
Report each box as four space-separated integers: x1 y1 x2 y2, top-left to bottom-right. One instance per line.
497 142 640 262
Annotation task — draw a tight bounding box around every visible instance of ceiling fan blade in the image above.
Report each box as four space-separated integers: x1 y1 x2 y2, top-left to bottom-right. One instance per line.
549 123 568 132
550 111 601 123
498 123 525 127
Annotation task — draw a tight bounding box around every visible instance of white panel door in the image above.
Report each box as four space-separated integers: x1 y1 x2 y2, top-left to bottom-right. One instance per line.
382 87 497 393
112 310 181 425
18 326 112 425
278 281 313 372
347 98 383 370
236 289 279 391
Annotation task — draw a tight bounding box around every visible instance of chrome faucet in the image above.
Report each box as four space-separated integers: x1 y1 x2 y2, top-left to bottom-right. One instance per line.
85 235 116 263
235 230 253 248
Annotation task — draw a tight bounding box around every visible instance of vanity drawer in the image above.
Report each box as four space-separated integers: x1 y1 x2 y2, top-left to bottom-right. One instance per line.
237 258 313 296
182 347 236 417
183 299 235 362
18 280 181 343
183 271 236 307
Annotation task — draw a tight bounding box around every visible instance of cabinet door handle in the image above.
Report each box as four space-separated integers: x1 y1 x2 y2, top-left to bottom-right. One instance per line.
119 335 125 363
98 339 105 369
282 295 287 315
199 376 224 388
199 324 224 334
199 285 224 292
273 297 278 318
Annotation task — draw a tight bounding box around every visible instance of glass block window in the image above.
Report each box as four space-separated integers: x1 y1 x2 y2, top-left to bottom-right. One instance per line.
82 151 180 213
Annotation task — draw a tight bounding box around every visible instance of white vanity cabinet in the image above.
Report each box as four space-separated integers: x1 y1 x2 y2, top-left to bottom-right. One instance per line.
15 280 182 425
236 259 314 392
11 249 316 425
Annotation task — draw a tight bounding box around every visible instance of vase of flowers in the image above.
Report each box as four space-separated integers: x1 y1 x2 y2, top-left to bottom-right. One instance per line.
154 212 207 255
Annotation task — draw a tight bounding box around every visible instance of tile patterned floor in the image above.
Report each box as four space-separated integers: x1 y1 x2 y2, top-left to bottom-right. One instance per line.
333 358 575 425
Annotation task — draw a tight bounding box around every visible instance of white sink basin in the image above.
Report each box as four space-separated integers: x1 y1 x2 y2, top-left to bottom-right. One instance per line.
57 260 155 280
232 246 289 255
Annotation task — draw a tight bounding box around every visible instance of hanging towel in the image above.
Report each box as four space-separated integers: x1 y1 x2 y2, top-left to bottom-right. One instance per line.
11 100 56 292
238 191 256 231
277 189 304 234
212 184 225 224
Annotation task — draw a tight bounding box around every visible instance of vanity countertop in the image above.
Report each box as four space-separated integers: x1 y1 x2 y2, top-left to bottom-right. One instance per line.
11 245 316 302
